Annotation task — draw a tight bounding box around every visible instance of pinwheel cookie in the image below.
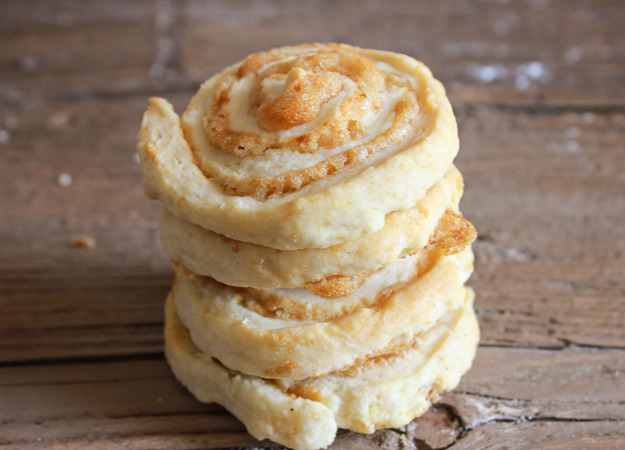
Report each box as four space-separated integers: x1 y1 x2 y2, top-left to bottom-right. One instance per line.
159 164 475 292
137 43 459 249
137 43 479 450
165 288 479 450
170 247 473 379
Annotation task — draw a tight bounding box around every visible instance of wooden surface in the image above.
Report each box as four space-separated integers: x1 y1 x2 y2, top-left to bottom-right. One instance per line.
1 1 624 448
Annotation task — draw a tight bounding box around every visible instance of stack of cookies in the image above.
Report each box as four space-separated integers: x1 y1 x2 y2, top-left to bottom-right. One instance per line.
137 43 478 450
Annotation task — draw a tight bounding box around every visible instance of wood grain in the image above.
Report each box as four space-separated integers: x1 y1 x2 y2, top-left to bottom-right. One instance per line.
2 100 623 362
180 0 625 108
2 0 624 107
1 347 623 448
1 0 624 448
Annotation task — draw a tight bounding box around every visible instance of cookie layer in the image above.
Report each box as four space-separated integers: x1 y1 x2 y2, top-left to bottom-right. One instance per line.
165 288 479 450
159 164 465 290
171 248 473 379
138 43 458 249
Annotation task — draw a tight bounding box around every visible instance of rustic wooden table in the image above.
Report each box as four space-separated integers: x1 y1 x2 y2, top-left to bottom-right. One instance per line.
1 1 624 448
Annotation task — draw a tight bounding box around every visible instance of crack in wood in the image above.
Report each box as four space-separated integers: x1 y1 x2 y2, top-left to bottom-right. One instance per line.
477 342 567 351
1 321 164 333
455 391 531 403
403 403 466 450
1 321 164 334
479 308 538 318
555 337 625 353
480 339 625 353
442 415 625 450
455 391 625 408
0 410 236 429
0 352 165 369
456 102 625 117
1 374 169 388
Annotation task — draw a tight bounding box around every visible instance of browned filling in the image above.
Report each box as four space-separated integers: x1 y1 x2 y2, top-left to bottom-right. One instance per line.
181 305 442 381
235 246 442 323
206 47 385 157
172 209 476 302
264 327 434 380
260 330 421 379
428 209 477 255
184 44 430 201
301 209 476 298
302 272 368 298
212 335 439 388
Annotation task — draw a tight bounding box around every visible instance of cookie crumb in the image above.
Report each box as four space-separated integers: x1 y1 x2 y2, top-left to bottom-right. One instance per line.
564 46 584 64
0 129 11 144
70 235 96 249
58 173 72 187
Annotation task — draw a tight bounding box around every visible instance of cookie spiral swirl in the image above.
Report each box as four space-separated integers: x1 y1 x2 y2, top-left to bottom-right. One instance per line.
138 43 458 249
170 248 474 379
195 45 422 200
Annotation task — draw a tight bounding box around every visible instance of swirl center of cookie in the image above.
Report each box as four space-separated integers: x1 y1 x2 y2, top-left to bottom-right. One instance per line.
204 50 388 158
257 68 343 131
190 45 429 200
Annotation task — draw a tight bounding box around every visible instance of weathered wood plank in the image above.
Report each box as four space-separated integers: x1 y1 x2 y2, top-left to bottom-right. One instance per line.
1 95 623 362
451 347 625 421
0 359 274 449
0 281 168 363
0 93 189 268
1 347 623 448
0 0 156 31
0 0 164 106
451 422 625 449
0 0 623 107
1 1 624 447
0 94 180 363
180 0 625 107
458 108 625 350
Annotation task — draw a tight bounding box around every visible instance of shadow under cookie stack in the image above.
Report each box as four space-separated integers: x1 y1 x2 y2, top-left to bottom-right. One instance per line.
137 43 478 450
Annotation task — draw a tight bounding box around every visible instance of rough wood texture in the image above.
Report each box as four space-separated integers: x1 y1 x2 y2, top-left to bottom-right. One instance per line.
1 0 624 448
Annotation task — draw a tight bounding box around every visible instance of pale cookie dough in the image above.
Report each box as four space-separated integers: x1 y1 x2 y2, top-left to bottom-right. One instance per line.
137 43 458 249
171 248 474 379
159 164 464 290
165 288 479 450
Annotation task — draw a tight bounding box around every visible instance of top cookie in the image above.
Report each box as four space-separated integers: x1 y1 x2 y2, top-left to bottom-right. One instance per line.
138 43 458 249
